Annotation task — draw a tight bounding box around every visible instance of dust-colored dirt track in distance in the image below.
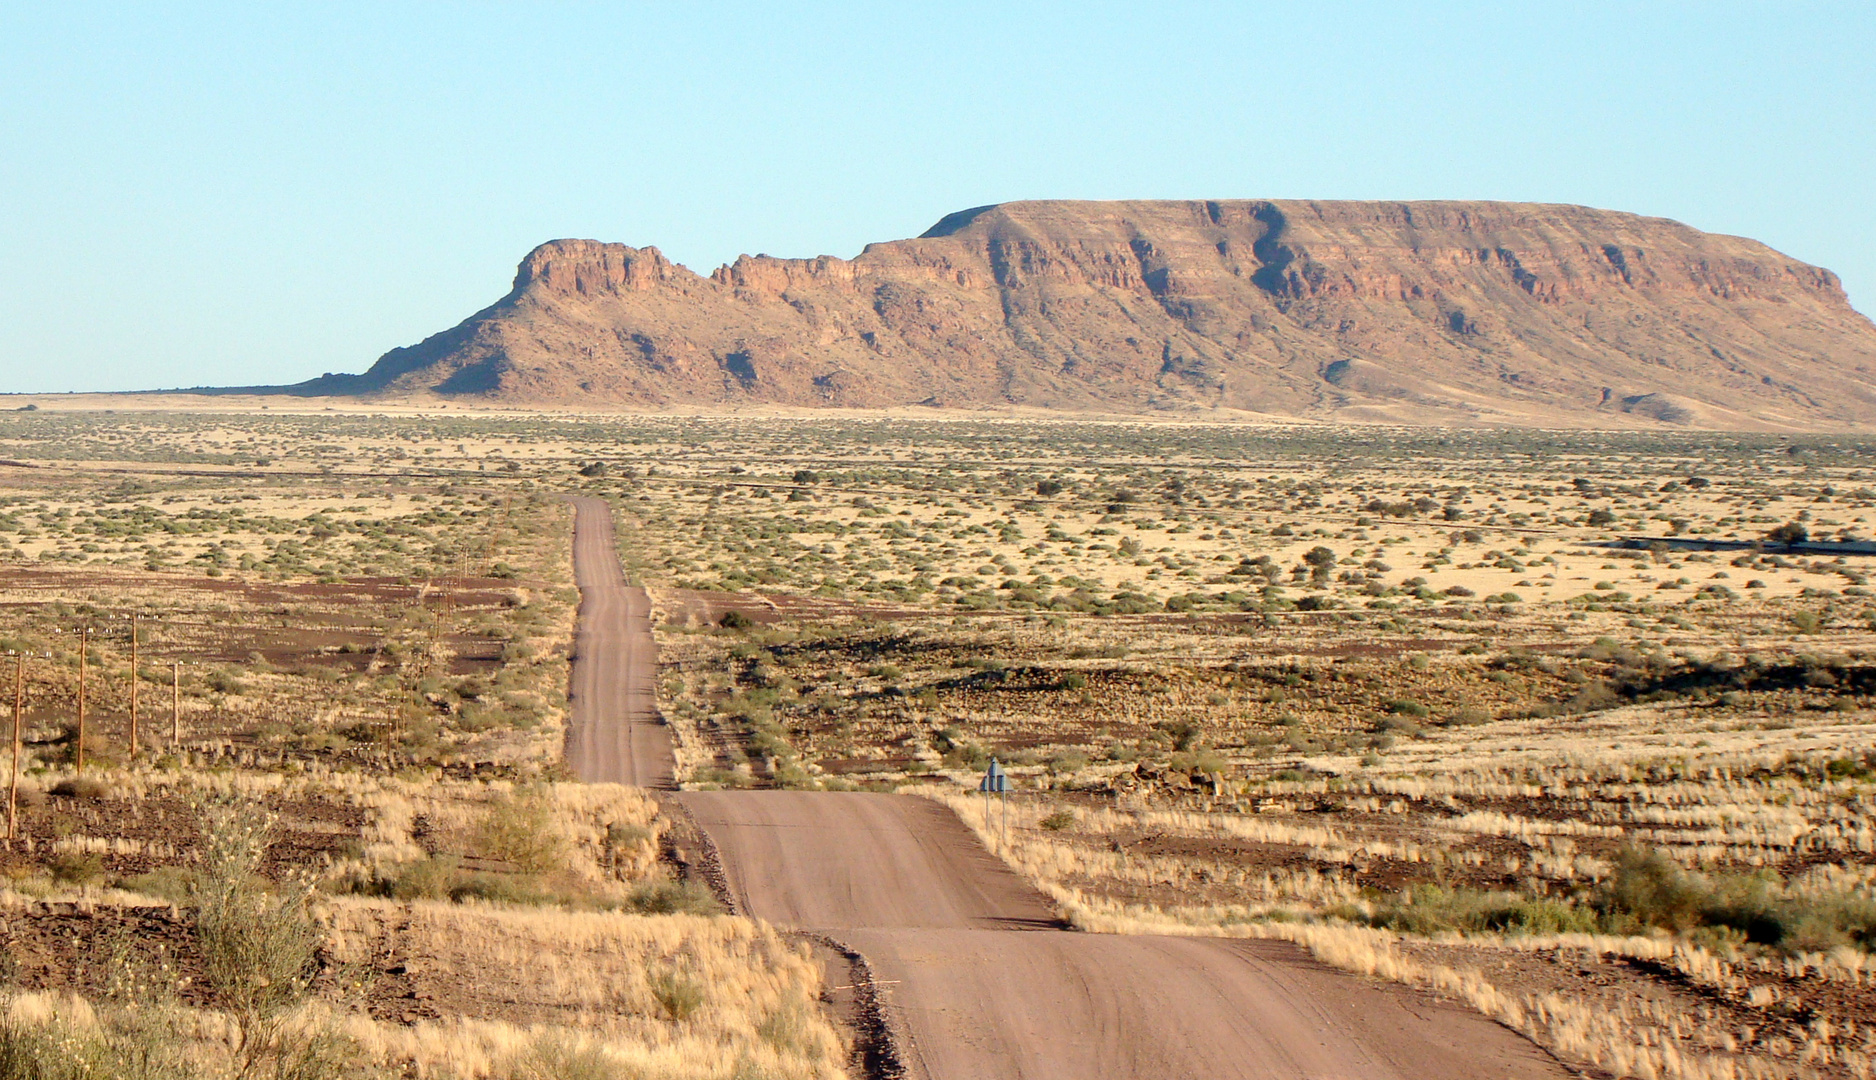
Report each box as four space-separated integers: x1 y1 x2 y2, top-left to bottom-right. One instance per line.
564 496 675 788
679 790 1570 1080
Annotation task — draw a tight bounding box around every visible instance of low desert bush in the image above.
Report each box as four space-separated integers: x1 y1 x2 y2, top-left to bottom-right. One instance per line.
1597 848 1876 951
1442 705 1492 726
1351 850 1876 952
647 968 706 1021
1039 809 1076 831
47 777 109 801
0 1003 193 1080
46 852 105 886
627 878 722 916
191 801 323 1028
496 1034 620 1080
1357 885 1601 936
118 865 196 905
474 792 568 873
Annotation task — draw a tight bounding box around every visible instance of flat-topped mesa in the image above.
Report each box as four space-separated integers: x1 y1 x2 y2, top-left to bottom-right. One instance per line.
291 199 1876 429
1242 200 1847 304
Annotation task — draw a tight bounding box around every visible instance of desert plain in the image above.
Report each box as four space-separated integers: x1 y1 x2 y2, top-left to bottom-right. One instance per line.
0 404 1873 1079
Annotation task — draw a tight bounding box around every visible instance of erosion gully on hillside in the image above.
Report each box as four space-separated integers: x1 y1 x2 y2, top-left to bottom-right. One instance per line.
564 498 1568 1080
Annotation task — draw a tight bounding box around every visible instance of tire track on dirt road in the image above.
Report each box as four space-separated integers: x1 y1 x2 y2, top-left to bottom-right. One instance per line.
569 499 1570 1079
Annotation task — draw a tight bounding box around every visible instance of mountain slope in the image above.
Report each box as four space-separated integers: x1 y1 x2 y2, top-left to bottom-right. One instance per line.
284 200 1876 427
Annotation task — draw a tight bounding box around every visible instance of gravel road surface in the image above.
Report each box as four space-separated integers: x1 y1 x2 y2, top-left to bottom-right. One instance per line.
564 496 674 788
682 790 1570 1080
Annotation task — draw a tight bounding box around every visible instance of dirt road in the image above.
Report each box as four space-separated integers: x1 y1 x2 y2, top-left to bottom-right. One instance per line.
680 792 1061 931
682 791 1568 1080
564 496 674 788
571 501 1566 1079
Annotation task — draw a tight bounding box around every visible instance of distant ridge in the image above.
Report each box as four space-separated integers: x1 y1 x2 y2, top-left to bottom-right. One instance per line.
224 200 1876 429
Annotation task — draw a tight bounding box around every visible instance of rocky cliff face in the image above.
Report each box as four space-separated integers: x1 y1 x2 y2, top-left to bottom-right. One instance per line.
293 200 1876 428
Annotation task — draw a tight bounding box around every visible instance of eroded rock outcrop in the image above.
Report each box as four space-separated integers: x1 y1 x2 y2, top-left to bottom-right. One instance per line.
286 200 1876 428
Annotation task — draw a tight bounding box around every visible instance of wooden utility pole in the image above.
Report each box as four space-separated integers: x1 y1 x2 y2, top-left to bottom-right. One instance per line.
128 615 139 758
7 654 21 843
76 626 89 772
171 662 181 747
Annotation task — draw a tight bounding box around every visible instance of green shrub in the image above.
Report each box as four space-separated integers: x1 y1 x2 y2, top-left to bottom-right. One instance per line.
387 855 460 900
118 866 196 904
1596 848 1876 951
497 1034 619 1080
647 969 706 1021
0 1010 193 1080
627 878 722 916
48 776 109 800
205 670 246 696
755 1002 820 1056
446 872 556 906
474 794 567 873
47 852 105 885
1365 885 1601 936
191 802 321 1023
1045 751 1088 775
1596 848 1711 932
1171 749 1228 776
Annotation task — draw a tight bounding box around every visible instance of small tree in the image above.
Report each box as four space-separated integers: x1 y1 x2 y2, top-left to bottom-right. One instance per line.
1303 546 1337 585
190 800 325 1072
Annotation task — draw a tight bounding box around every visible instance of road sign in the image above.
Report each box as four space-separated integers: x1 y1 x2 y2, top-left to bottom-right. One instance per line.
978 760 1009 793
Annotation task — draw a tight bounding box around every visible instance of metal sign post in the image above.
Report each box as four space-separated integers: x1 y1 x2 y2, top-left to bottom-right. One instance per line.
979 759 1010 847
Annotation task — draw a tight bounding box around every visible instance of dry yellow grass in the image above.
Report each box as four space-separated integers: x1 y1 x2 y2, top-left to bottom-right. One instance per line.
931 787 1876 1080
322 898 847 1079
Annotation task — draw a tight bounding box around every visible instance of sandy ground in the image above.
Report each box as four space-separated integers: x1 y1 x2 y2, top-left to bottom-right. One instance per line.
572 499 1567 1080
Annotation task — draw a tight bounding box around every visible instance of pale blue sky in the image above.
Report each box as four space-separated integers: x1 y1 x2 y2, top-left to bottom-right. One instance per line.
1 2 1870 393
